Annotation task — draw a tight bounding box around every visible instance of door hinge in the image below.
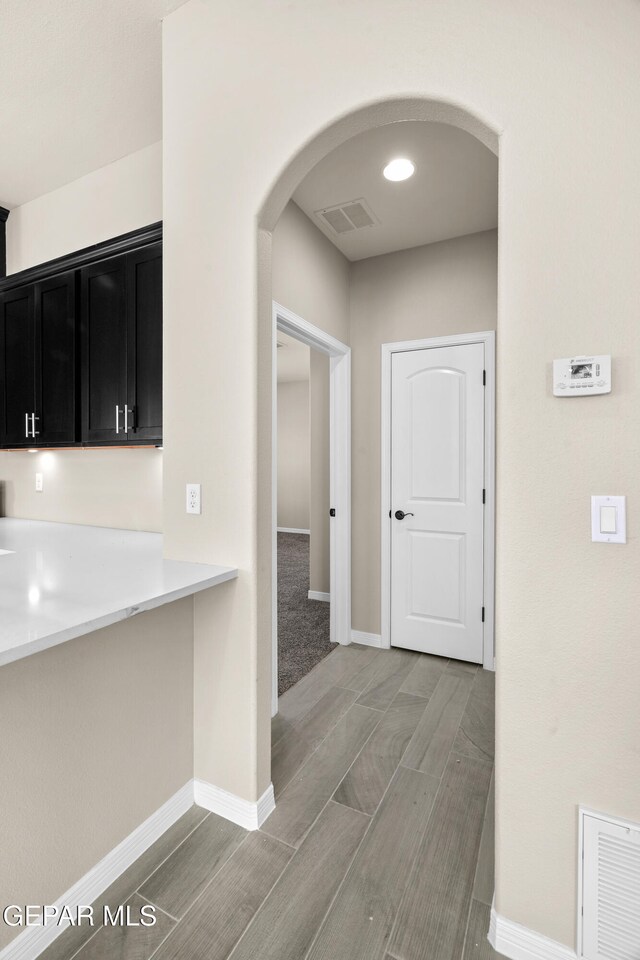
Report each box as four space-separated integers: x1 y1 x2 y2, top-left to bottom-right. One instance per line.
483 369 486 386
482 488 486 504
329 508 336 517
482 606 485 622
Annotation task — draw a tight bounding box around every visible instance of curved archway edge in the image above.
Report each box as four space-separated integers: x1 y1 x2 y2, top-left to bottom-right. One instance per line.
258 95 500 233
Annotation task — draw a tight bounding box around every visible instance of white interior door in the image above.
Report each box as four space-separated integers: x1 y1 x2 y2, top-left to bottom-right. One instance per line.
390 343 485 662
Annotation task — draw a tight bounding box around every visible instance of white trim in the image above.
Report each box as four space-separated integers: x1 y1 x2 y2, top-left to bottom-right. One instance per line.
272 301 351 717
0 782 194 960
380 331 496 671
351 629 384 648
490 909 577 960
277 527 310 535
193 780 275 831
308 590 330 602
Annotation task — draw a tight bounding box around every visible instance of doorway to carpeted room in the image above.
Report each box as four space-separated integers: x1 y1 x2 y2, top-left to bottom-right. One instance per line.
277 532 331 695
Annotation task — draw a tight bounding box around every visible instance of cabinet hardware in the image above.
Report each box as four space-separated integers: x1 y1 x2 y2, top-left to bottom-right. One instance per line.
25 413 30 439
115 405 121 434
31 413 39 436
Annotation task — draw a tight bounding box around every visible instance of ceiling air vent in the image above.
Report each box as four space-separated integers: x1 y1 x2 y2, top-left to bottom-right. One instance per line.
316 198 377 235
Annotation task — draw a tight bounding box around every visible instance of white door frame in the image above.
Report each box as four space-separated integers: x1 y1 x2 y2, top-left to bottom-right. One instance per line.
272 301 352 715
381 330 496 671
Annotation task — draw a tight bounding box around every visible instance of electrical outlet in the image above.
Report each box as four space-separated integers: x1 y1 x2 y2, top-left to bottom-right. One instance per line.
35 473 43 492
186 483 201 515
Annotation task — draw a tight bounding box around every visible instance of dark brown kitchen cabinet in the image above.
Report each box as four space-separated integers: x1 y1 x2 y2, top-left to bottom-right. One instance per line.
0 285 35 446
35 272 77 445
80 242 162 445
0 223 162 450
0 272 76 447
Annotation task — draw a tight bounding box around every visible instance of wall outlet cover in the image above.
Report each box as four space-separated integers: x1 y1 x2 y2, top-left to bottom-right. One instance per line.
186 483 201 515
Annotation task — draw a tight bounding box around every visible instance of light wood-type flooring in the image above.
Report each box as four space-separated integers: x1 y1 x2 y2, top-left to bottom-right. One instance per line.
41 644 504 960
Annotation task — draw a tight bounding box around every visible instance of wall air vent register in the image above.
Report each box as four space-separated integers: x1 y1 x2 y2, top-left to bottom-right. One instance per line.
579 807 640 960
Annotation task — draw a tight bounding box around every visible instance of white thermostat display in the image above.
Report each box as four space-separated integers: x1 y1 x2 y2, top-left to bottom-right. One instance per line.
553 355 611 396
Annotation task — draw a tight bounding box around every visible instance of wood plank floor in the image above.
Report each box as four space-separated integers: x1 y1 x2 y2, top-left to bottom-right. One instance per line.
41 644 504 960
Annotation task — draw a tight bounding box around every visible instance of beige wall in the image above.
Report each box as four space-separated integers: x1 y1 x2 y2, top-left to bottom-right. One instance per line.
350 230 498 634
164 0 640 949
272 201 350 343
0 448 162 531
277 379 310 530
0 599 193 952
6 141 162 274
180 197 350 802
1 142 164 532
309 352 330 594
272 202 342 593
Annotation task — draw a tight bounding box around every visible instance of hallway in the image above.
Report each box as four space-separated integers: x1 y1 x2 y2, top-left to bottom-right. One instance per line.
42 644 500 960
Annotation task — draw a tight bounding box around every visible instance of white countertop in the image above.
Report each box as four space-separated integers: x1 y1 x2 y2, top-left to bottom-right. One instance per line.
0 518 238 667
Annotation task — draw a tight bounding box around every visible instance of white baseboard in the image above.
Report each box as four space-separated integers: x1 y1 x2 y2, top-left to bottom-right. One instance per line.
308 590 330 602
0 781 194 960
351 629 384 648
193 780 275 831
490 907 577 960
277 527 310 535
0 777 277 960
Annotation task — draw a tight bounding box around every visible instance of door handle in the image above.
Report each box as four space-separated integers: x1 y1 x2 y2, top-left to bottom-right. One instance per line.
395 510 415 520
25 413 30 439
31 413 39 436
124 407 134 433
115 405 121 434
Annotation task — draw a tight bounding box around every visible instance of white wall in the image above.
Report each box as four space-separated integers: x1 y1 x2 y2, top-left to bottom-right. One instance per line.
163 0 640 950
277 379 310 530
0 142 164 532
350 230 498 634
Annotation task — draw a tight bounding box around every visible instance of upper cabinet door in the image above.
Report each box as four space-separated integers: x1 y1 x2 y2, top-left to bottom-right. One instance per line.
80 256 128 443
126 243 162 442
0 286 36 447
34 272 77 446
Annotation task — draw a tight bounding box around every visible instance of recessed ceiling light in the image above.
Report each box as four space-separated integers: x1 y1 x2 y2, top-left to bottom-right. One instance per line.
383 158 415 182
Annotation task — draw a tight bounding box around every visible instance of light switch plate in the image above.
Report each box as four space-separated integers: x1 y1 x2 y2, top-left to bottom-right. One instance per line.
35 473 43 492
591 495 626 543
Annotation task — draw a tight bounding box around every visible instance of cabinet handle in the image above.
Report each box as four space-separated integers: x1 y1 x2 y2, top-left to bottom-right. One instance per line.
31 413 40 436
25 413 30 439
115 405 121 435
124 407 134 433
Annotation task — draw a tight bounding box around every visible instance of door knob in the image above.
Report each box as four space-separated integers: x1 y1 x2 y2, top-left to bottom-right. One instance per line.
395 510 415 520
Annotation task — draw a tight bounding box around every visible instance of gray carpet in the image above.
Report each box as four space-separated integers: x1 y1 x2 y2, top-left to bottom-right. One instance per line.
278 532 331 696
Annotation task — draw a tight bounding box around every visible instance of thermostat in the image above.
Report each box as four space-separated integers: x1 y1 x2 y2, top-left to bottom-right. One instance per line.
553 355 611 396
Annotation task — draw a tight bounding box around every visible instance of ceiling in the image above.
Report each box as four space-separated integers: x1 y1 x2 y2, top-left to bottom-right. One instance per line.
277 333 310 383
293 121 498 261
0 0 188 208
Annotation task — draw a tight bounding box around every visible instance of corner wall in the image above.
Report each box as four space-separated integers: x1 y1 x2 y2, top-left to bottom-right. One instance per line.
272 201 347 593
164 0 640 949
